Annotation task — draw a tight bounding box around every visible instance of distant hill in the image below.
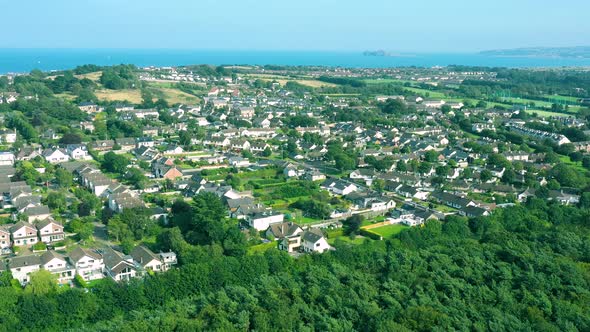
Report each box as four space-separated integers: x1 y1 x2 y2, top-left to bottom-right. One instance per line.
480 46 590 58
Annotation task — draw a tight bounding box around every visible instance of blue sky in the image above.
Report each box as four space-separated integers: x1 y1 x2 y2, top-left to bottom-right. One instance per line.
2 0 589 52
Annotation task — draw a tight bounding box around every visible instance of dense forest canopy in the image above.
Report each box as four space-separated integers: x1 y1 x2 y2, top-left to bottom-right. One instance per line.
0 199 588 331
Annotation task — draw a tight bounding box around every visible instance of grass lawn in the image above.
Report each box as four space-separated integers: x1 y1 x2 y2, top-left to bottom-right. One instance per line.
559 155 588 174
327 235 368 246
248 241 277 254
75 71 102 82
525 109 573 118
156 87 200 104
402 87 447 98
543 94 581 103
500 97 554 108
368 224 408 238
95 89 143 103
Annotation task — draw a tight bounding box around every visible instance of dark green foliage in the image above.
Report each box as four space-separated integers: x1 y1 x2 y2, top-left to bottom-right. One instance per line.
0 202 589 330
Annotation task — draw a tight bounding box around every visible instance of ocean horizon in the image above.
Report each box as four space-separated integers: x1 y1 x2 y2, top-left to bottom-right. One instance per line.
1 48 590 74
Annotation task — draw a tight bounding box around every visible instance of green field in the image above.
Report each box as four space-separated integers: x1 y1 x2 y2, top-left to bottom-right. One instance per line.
525 109 573 118
402 87 447 98
368 224 408 238
543 94 581 103
248 241 277 254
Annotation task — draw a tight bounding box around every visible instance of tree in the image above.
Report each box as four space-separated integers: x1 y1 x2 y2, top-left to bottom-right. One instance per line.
102 152 130 174
343 215 364 235
262 147 272 157
480 169 493 182
55 168 73 188
45 191 67 211
59 132 83 145
125 168 147 189
25 270 58 295
68 218 94 241
424 150 440 162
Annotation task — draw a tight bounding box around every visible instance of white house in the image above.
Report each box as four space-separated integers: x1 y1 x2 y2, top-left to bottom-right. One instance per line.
0 152 15 166
10 222 38 247
301 229 331 253
43 148 70 164
8 255 41 285
67 246 105 281
0 129 17 144
36 219 65 244
0 226 11 249
102 247 138 282
246 211 284 231
66 144 90 160
41 251 75 284
131 245 172 273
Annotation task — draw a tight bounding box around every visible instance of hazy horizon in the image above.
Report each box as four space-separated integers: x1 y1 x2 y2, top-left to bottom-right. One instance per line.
3 0 589 52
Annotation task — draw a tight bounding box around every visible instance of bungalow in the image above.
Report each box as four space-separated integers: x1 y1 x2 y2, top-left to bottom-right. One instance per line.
431 191 476 209
302 170 326 182
137 137 155 148
321 179 358 196
90 140 115 152
131 246 167 273
43 148 70 164
228 156 250 167
67 246 105 281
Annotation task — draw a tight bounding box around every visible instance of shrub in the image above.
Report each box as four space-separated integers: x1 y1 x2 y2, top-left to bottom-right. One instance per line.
32 242 47 251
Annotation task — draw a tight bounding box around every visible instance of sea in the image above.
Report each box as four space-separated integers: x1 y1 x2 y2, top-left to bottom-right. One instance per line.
1 49 590 74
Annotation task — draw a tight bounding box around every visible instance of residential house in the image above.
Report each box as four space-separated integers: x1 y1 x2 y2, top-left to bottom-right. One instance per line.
131 245 172 273
41 251 75 284
246 211 284 231
102 247 138 282
8 255 41 285
0 226 11 248
67 246 105 281
43 148 70 164
36 218 65 244
301 228 331 253
10 222 38 247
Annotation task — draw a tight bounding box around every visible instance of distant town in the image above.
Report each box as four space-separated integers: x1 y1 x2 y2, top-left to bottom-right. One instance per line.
0 63 589 329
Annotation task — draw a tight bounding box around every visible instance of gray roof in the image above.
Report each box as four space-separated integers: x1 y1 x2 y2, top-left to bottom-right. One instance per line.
302 228 325 244
266 222 302 238
68 246 102 263
8 255 42 269
130 246 161 267
40 250 66 266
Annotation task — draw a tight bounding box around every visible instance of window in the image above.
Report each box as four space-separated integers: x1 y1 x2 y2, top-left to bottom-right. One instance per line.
316 243 320 247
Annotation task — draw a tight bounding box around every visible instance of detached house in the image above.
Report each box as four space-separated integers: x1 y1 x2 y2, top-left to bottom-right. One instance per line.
0 226 11 248
8 255 41 285
41 251 75 284
43 148 70 164
301 229 331 253
36 218 65 244
67 246 105 281
102 247 138 282
10 222 38 246
131 245 175 273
